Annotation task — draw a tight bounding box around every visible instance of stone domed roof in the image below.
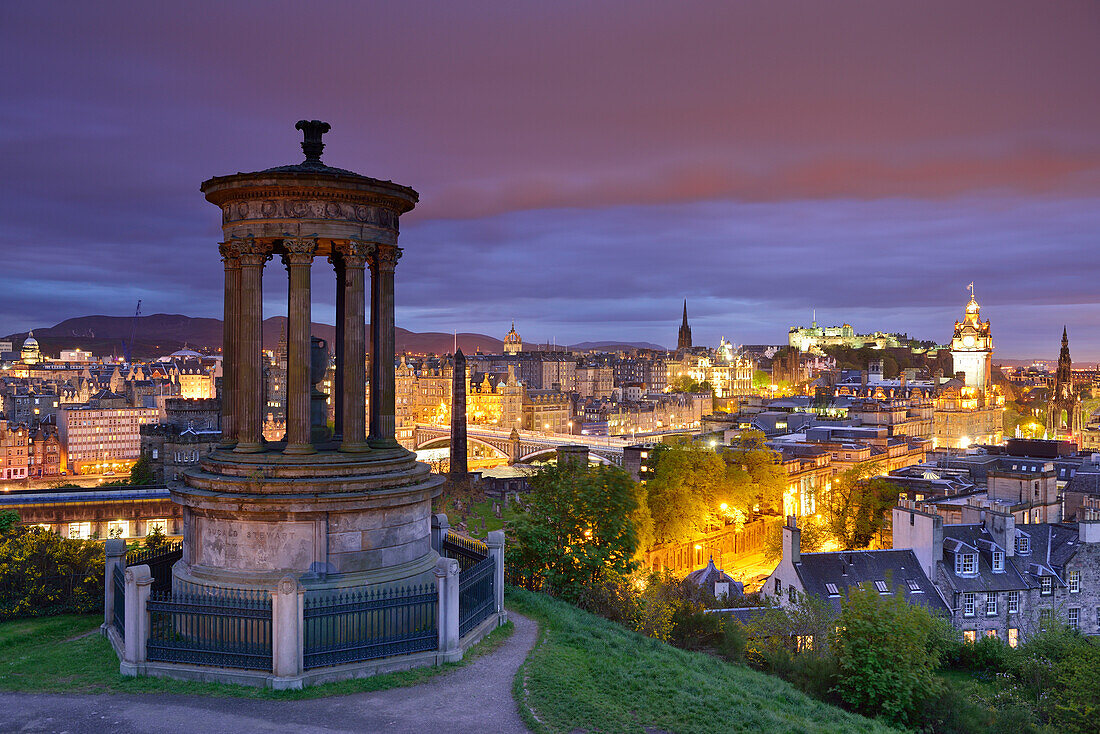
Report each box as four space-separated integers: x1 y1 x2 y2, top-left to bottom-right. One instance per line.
685 557 744 598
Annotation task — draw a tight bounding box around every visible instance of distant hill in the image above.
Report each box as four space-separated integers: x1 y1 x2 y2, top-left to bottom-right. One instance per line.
4 314 503 359
567 340 667 351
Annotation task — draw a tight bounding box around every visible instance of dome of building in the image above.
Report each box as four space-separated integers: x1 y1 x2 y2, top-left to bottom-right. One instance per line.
21 331 41 364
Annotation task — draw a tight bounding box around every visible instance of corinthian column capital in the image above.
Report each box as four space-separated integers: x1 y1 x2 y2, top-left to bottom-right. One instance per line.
334 239 374 268
232 235 274 266
281 236 318 266
218 241 241 267
372 244 402 272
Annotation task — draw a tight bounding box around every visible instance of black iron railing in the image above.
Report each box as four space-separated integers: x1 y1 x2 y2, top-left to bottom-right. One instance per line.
303 585 437 670
458 554 495 637
146 588 272 671
126 541 182 595
112 564 125 636
441 530 489 571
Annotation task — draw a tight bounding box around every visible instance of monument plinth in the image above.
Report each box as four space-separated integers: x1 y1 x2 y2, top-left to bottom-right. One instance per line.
176 121 443 593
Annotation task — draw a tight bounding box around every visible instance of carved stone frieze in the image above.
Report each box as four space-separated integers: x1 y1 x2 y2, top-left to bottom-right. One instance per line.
221 194 399 232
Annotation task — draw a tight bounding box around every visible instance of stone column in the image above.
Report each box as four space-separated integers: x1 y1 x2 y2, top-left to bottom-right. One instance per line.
282 237 317 455
370 244 401 448
121 565 152 672
234 236 272 453
486 530 506 619
103 538 126 632
435 556 462 663
333 258 345 438
334 240 372 453
217 242 241 448
271 577 304 688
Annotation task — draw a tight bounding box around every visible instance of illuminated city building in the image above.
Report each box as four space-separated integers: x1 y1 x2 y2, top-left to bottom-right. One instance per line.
503 321 523 354
58 390 158 474
20 332 42 364
932 288 1004 448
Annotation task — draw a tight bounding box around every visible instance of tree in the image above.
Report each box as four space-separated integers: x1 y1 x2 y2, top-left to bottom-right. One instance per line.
722 431 786 516
508 462 649 600
644 442 727 545
129 454 156 486
144 525 167 550
833 584 945 727
822 462 901 549
762 515 828 563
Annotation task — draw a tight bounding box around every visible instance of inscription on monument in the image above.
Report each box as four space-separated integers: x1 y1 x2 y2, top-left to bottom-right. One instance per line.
198 518 315 571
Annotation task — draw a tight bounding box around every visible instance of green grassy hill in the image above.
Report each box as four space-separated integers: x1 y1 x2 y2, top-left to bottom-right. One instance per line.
509 588 897 734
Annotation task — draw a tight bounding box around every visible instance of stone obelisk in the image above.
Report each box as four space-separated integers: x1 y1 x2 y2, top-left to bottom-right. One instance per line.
449 348 468 482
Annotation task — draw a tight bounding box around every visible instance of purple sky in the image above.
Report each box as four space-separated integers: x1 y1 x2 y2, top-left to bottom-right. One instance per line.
2 1 1098 359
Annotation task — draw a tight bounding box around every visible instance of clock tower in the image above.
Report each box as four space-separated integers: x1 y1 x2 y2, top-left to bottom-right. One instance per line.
950 284 992 394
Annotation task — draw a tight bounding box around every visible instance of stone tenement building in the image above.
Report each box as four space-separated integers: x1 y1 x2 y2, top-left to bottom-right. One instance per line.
894 503 1100 642
140 398 221 484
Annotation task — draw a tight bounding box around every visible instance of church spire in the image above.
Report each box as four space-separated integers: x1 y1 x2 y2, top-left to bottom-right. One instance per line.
677 299 692 351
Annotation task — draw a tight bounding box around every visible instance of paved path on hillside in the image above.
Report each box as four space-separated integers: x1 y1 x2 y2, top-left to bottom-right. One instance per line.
3 612 537 734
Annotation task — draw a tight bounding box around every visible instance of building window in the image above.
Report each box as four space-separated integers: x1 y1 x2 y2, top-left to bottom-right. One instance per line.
962 592 976 617
147 518 168 535
1008 628 1018 648
1068 608 1080 630
985 594 997 616
1039 609 1053 629
1068 570 1080 593
985 629 998 640
963 630 976 643
796 635 814 652
1007 591 1020 614
788 586 796 603
775 578 782 595
107 520 129 538
825 583 839 596
1041 577 1053 596
955 552 977 575
1016 535 1030 555
68 522 92 540
992 551 1004 573
906 578 920 592
874 580 888 593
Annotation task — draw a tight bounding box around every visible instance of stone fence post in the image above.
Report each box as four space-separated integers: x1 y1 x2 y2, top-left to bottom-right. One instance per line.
486 530 506 620
435 556 461 663
431 513 450 553
120 564 152 675
103 538 126 632
271 577 304 688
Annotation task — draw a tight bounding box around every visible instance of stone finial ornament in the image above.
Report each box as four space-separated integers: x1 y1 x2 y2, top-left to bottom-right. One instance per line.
295 119 331 163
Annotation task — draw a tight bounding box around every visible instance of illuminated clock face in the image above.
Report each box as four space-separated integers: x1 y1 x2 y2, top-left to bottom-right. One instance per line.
962 335 975 348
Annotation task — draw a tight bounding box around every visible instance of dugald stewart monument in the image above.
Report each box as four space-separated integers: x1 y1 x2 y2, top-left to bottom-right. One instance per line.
103 121 504 689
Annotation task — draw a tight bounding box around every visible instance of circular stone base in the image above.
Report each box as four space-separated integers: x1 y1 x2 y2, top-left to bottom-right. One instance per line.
174 447 444 591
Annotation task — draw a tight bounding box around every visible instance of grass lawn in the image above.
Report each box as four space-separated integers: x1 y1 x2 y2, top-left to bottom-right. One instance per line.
508 588 899 734
0 613 512 700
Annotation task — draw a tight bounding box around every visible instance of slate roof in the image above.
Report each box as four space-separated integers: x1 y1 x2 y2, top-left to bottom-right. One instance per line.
685 558 744 597
939 526 1029 593
793 549 949 614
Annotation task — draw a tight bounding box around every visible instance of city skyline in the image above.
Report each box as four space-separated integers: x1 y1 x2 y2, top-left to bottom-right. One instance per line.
1 1 1098 357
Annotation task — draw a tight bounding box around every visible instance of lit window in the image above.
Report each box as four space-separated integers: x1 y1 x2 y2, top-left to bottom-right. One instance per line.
962 592 976 617
1068 570 1080 593
147 519 168 535
963 630 976 643
1008 628 1018 648
955 552 977 575
107 520 129 538
68 522 92 540
985 629 998 640
1007 591 1020 614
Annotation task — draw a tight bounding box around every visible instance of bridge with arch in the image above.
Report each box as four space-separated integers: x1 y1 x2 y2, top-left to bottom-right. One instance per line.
412 424 627 466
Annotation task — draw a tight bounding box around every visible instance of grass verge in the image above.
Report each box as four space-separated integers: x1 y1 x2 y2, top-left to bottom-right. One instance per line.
0 614 512 699
507 587 898 734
